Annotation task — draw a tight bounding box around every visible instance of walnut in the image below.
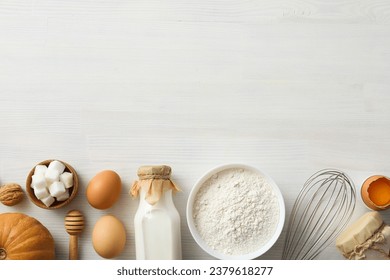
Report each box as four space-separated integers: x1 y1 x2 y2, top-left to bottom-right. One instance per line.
0 183 24 206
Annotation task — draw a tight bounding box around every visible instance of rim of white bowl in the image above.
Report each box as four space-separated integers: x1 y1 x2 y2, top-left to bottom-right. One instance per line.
186 163 285 260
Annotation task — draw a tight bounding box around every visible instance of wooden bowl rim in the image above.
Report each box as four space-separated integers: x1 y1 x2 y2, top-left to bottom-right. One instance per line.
26 159 79 210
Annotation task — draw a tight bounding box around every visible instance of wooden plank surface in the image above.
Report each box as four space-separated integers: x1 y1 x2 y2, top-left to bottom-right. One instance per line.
1 0 390 260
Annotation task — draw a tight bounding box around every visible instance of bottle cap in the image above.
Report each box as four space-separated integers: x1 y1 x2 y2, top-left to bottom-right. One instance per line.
131 165 179 205
137 165 171 180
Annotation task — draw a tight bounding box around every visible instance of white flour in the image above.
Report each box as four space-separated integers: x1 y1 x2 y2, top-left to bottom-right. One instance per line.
193 168 280 256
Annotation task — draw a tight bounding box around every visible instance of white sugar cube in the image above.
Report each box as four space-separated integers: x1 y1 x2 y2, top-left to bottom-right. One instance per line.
45 169 60 185
56 189 70 201
48 160 66 174
34 187 49 200
41 195 55 207
31 174 47 189
49 181 66 198
34 165 47 176
60 172 73 189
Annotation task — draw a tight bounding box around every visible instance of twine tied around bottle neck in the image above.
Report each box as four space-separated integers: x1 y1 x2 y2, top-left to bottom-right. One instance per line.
138 174 170 180
130 165 180 205
344 223 390 260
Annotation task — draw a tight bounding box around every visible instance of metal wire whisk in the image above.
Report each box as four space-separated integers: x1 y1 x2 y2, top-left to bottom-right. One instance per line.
282 169 356 260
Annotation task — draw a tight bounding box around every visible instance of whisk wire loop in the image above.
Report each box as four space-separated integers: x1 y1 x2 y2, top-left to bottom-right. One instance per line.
282 169 356 260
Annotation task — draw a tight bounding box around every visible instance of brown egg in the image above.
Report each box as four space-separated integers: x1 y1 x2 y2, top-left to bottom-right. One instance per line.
361 175 390 211
92 215 126 259
86 170 121 209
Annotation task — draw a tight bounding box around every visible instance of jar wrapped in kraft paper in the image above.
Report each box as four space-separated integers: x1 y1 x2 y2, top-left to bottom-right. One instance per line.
336 211 390 260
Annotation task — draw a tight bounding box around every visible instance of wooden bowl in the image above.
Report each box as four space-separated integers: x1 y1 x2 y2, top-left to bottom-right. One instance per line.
26 159 79 209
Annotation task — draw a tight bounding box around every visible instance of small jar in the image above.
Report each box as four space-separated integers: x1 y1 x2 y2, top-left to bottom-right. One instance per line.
361 175 390 211
336 211 390 259
131 165 182 260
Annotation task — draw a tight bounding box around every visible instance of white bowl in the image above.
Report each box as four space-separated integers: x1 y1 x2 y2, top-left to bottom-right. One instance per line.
186 164 285 260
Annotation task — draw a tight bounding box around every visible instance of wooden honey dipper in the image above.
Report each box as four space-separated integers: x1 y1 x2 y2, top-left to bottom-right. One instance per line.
65 210 85 260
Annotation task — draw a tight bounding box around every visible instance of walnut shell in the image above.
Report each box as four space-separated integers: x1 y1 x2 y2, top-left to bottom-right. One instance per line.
0 183 24 206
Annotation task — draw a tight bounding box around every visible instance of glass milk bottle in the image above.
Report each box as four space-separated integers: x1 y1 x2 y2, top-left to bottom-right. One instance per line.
131 165 182 260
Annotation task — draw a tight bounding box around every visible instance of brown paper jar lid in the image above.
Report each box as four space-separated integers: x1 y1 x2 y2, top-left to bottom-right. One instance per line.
137 165 171 179
131 165 179 205
336 211 383 254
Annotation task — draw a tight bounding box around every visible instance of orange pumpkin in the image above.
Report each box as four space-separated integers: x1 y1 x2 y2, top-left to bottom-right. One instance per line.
0 213 55 260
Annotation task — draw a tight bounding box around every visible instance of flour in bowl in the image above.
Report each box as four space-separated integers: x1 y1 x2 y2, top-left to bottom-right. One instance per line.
192 168 280 256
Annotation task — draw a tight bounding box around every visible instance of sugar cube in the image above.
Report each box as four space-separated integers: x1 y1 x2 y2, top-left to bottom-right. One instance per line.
34 187 49 200
56 189 70 201
31 174 47 189
45 169 60 185
41 195 55 207
60 172 73 189
48 160 66 174
49 181 66 198
34 165 48 176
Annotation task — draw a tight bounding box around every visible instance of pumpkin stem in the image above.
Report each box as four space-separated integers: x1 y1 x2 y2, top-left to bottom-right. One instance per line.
0 248 6 260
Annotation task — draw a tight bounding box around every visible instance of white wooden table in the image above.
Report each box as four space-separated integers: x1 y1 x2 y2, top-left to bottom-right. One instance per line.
1 0 390 260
